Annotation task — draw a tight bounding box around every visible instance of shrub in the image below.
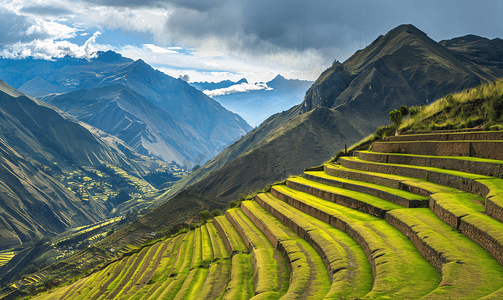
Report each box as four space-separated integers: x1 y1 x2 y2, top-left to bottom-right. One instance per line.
228 201 239 208
199 210 212 223
389 109 402 126
490 124 503 131
408 106 420 116
400 105 409 117
211 209 221 217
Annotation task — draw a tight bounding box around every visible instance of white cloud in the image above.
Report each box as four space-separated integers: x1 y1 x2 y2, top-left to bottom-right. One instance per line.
203 82 272 97
143 44 178 54
25 18 77 39
1 31 101 60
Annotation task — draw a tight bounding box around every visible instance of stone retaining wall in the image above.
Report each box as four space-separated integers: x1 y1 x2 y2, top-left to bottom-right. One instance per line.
340 157 487 196
373 141 503 160
225 211 254 252
428 195 461 229
357 151 502 177
387 130 502 142
304 173 427 208
385 212 445 271
324 164 401 189
429 195 503 266
486 197 503 223
212 217 233 255
286 179 389 218
254 194 334 282
459 215 503 266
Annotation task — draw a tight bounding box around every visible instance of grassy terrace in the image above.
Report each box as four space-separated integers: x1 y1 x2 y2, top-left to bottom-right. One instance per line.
357 150 503 178
241 200 332 299
271 185 440 299
304 170 429 207
191 227 203 269
387 208 503 299
255 192 373 299
157 231 194 300
340 155 498 197
341 155 503 222
195 223 231 299
212 217 255 299
225 208 289 298
287 176 404 218
137 235 184 300
200 225 214 265
213 215 249 253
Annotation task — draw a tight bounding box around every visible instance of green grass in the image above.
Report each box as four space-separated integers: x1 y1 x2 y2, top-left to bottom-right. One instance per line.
365 149 503 165
241 201 331 299
150 231 194 300
256 192 373 299
206 222 229 259
272 185 441 299
388 208 503 299
213 215 248 253
173 267 209 300
200 225 214 265
191 227 203 269
305 170 429 205
222 253 254 300
342 156 493 180
195 259 231 300
398 79 503 131
135 235 184 300
288 176 404 214
118 241 163 299
226 208 289 298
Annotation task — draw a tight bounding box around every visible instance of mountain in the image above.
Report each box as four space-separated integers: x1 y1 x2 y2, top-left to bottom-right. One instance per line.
0 51 252 167
0 80 150 249
43 84 219 165
210 75 313 126
190 78 248 91
439 34 503 68
134 24 503 235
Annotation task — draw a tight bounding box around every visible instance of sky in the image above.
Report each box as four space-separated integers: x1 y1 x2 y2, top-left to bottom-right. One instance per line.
0 0 502 83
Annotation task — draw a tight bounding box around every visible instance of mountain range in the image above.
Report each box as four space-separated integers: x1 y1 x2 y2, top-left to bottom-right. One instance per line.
0 52 252 168
134 24 503 234
192 75 313 126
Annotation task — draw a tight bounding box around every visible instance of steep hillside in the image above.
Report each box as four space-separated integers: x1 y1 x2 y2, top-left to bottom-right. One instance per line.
44 84 210 164
440 34 503 68
0 80 150 248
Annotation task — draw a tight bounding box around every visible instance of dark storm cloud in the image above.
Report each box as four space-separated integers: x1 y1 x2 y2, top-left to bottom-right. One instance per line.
0 8 51 46
20 5 73 16
82 0 223 11
81 0 503 62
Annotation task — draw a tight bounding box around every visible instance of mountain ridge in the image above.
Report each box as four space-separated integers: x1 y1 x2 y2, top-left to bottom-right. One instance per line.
146 24 503 235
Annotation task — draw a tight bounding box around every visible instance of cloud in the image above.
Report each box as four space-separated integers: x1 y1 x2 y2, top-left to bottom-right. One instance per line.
203 82 272 97
26 18 77 39
1 31 101 60
178 74 190 81
144 44 178 54
19 5 73 16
